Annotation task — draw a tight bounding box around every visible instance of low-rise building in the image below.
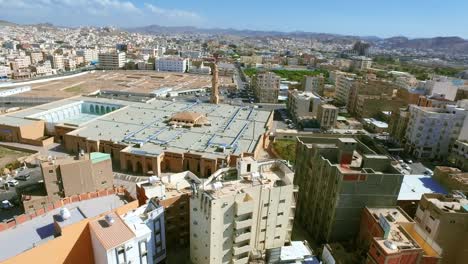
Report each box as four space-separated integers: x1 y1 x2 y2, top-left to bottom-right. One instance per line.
98 52 126 69
448 140 468 172
155 56 188 72
433 166 468 192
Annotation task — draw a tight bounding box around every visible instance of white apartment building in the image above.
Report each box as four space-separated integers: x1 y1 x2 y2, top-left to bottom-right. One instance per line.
98 52 126 69
334 72 357 106
50 54 64 70
0 65 12 78
424 76 468 101
303 75 324 95
190 158 297 264
287 90 322 122
155 56 188 72
64 58 76 71
77 49 99 63
90 198 166 264
405 103 467 160
252 72 281 103
10 56 31 69
351 56 372 70
140 48 158 57
29 52 43 64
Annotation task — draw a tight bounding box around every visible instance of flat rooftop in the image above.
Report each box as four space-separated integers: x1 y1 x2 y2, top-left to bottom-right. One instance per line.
425 194 468 213
5 70 234 98
0 194 129 262
398 175 447 201
69 98 272 158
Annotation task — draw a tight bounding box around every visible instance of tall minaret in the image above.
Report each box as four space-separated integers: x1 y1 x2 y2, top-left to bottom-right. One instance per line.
210 57 220 104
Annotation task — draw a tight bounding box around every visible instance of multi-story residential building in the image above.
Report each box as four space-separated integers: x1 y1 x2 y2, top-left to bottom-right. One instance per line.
190 157 297 264
389 107 410 144
155 56 188 72
252 72 280 103
294 136 404 242
28 51 43 64
64 57 76 71
10 56 31 69
351 56 372 70
404 104 467 160
0 65 12 79
30 61 52 77
303 75 324 95
334 72 357 106
425 76 468 101
287 90 322 122
50 54 64 70
449 140 468 172
77 49 99 63
98 52 126 69
317 104 338 130
414 193 468 264
359 207 441 264
23 152 114 211
433 166 468 192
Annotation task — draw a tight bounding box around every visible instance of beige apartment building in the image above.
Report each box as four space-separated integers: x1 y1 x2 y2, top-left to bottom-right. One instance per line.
303 75 324 95
334 71 357 106
317 104 338 130
190 157 297 264
23 152 114 211
287 90 322 122
252 72 280 103
98 51 126 69
414 193 468 264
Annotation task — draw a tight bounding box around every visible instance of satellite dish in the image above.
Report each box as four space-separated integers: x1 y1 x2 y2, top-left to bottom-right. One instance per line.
384 240 397 250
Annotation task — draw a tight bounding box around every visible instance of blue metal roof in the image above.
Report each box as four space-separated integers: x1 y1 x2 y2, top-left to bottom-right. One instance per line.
398 174 447 201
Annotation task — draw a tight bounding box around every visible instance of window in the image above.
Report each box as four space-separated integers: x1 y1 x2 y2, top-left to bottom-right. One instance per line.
425 226 432 233
279 199 286 203
276 224 282 228
139 240 148 264
274 236 280 239
115 246 126 264
264 203 269 207
278 212 284 216
49 169 53 173
261 228 266 232
246 164 251 172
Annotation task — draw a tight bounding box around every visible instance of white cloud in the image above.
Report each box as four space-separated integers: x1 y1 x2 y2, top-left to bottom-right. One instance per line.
144 3 201 20
0 0 202 27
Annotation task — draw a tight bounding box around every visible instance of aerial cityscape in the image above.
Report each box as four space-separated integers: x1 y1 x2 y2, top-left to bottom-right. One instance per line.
0 1 467 264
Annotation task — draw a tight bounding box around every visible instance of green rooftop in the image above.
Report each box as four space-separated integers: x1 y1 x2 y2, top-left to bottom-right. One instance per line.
90 152 111 164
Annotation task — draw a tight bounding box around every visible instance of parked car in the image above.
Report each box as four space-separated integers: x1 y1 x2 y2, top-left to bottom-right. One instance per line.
6 179 19 187
1 200 13 210
424 169 433 176
405 159 413 164
15 174 30 181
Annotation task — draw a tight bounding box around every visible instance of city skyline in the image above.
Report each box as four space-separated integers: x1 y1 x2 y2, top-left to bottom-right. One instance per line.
1 0 468 38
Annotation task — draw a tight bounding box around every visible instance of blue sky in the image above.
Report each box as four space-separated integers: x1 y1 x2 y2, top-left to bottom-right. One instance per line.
1 0 467 38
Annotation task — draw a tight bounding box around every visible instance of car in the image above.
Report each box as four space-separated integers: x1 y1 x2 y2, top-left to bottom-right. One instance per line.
406 159 413 164
424 169 433 176
398 159 404 164
15 174 30 181
6 179 19 187
1 200 13 210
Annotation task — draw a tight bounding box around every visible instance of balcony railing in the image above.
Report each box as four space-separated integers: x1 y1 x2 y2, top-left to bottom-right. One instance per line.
233 244 251 256
234 218 252 230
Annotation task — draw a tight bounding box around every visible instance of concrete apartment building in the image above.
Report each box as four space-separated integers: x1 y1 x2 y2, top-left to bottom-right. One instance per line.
28 51 44 64
303 75 324 95
252 72 280 103
190 158 297 264
155 56 188 72
77 49 99 63
294 136 404 243
334 71 357 106
317 104 339 130
425 77 468 102
449 140 468 172
414 193 468 264
90 199 166 264
21 152 114 211
359 207 441 264
50 54 64 70
287 90 322 122
404 104 466 160
64 58 76 71
351 56 372 71
98 52 126 69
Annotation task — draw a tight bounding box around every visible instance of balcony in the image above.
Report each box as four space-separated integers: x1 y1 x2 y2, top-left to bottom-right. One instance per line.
233 244 251 256
234 232 251 243
231 255 249 264
234 218 252 230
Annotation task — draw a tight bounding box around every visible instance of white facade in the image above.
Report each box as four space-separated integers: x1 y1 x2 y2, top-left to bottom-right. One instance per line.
334 72 356 106
0 65 11 78
304 75 324 95
77 49 99 63
155 56 188 72
425 77 468 101
29 52 44 64
51 55 64 70
98 52 126 69
287 90 322 122
190 158 297 264
90 200 166 264
405 104 467 159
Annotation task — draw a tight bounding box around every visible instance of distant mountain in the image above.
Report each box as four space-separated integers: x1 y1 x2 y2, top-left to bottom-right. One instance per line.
0 20 17 26
381 36 468 53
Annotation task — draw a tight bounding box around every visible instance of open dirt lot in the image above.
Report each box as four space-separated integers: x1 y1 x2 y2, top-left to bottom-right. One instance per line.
11 70 234 98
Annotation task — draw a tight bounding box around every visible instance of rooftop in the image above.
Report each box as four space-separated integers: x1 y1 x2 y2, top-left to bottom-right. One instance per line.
89 213 136 251
424 193 468 213
0 194 129 262
398 175 447 201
